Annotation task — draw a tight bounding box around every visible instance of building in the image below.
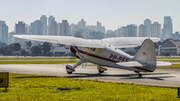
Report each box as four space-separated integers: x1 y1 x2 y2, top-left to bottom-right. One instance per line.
69 24 78 36
25 24 29 34
15 21 25 34
60 20 69 36
50 45 71 56
127 24 137 37
40 15 47 35
57 23 61 36
159 39 180 56
77 19 86 30
29 20 43 35
144 19 151 37
48 16 55 35
87 21 106 34
0 21 6 41
120 26 128 37
106 30 115 38
172 32 180 39
8 31 16 43
162 16 173 40
2 24 8 43
50 21 57 36
151 22 161 38
15 21 26 43
138 24 147 37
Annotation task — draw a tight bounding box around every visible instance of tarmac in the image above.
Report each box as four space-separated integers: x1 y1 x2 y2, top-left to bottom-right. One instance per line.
0 64 180 87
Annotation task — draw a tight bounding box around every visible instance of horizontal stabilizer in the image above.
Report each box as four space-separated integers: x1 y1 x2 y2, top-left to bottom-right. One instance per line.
116 61 147 67
157 61 172 66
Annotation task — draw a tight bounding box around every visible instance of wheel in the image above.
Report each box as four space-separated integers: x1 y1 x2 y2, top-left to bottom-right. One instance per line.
138 73 142 77
99 70 104 73
67 72 72 74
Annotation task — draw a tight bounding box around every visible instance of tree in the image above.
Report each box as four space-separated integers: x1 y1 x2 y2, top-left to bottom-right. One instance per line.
31 45 42 56
0 41 7 48
42 42 50 55
26 41 31 48
0 43 21 56
12 43 21 51
21 49 28 56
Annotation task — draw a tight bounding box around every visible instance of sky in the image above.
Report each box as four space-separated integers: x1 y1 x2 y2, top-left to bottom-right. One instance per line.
0 0 180 33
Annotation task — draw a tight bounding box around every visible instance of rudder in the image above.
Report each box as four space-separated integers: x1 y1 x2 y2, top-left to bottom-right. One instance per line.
133 39 156 72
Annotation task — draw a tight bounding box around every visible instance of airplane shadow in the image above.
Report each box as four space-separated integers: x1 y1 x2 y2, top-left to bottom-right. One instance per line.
66 72 174 81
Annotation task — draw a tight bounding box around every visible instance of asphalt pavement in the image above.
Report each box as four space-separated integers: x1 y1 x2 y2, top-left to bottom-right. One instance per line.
0 64 180 87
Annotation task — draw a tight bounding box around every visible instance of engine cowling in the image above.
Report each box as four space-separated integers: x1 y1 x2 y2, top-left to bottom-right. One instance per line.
70 46 80 58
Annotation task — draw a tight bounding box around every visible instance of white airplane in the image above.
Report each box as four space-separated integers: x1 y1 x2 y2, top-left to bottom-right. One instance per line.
13 35 171 77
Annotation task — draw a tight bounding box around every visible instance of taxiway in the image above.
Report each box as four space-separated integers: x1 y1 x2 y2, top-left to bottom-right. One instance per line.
0 64 179 87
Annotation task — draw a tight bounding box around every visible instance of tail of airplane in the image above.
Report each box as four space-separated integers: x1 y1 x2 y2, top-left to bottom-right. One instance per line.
133 39 156 72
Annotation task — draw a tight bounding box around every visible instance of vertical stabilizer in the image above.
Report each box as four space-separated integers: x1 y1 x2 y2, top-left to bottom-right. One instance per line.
133 39 156 72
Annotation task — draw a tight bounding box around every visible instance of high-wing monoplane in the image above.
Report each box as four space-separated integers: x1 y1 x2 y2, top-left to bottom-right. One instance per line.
13 35 171 77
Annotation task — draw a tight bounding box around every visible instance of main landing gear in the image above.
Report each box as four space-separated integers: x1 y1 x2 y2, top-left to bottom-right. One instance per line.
134 71 142 77
66 59 84 74
97 66 108 73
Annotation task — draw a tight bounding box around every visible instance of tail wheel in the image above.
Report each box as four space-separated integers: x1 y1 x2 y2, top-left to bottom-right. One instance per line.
138 73 142 77
134 71 142 77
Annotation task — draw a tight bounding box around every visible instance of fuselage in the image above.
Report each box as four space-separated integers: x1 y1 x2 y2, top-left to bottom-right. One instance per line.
70 43 139 71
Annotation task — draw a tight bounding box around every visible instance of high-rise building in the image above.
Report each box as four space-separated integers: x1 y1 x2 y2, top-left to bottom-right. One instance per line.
60 20 69 36
40 15 47 35
97 21 101 32
57 23 61 36
48 16 55 35
69 24 78 36
172 32 180 39
50 21 57 36
0 21 6 40
15 21 25 34
138 24 147 37
29 20 43 35
144 19 151 37
77 19 86 30
8 31 16 43
15 21 26 43
127 24 137 37
162 16 173 40
25 24 29 34
2 24 8 43
120 26 128 37
151 22 161 38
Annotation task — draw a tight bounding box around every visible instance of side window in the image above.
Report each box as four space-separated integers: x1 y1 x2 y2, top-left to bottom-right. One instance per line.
89 48 96 51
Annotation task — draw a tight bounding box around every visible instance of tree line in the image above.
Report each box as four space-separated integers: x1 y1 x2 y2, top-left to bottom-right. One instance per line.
0 41 51 56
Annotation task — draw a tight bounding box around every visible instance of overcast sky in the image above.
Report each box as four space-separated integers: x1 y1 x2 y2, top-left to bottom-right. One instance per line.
0 0 180 33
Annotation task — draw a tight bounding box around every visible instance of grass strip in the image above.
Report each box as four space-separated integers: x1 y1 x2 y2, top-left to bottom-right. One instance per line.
157 64 180 68
0 61 78 64
0 73 179 101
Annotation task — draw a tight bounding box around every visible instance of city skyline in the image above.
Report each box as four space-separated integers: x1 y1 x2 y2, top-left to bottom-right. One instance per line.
0 0 180 33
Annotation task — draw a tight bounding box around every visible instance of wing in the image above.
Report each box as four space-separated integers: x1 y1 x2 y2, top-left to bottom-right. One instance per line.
102 37 160 48
13 35 104 48
13 35 160 48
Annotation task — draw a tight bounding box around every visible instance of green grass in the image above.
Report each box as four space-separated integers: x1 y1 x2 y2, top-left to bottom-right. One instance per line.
0 73 179 101
157 64 180 68
0 61 78 64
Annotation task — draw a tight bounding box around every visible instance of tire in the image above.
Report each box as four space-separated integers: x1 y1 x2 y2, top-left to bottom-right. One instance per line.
67 72 72 74
99 70 104 73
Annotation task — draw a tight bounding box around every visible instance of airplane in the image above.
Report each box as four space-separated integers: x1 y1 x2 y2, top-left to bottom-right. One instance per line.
13 35 171 77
